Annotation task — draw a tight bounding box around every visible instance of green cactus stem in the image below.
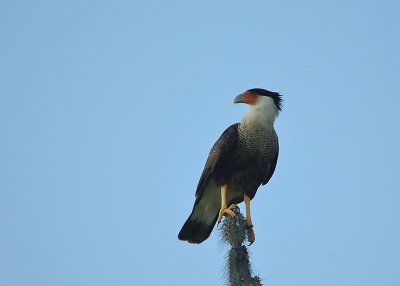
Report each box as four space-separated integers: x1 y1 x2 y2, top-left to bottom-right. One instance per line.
220 207 262 286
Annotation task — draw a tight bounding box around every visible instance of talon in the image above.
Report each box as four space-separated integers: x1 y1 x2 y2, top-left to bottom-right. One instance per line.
217 204 237 223
247 226 255 245
229 204 237 209
232 205 240 214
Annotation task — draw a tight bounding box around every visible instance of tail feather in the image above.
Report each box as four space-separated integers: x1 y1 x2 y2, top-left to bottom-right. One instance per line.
178 204 219 244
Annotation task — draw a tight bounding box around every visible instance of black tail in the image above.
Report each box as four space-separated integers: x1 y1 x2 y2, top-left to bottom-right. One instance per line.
178 206 219 244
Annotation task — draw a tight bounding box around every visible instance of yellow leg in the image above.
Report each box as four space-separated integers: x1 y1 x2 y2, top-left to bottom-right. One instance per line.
217 185 237 223
244 194 255 244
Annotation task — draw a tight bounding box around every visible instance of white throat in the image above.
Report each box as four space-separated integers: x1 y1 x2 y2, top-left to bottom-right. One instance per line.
241 96 279 127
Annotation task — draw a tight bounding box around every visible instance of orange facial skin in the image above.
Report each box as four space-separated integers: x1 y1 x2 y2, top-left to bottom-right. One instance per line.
240 91 259 105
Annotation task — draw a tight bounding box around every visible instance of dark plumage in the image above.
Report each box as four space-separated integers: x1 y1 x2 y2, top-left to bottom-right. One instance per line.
178 88 282 244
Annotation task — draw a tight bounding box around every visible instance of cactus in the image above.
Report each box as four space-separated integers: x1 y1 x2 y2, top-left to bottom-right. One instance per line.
219 207 262 286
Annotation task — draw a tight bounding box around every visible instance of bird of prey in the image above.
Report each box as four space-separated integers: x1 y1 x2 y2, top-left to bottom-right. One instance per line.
178 88 282 244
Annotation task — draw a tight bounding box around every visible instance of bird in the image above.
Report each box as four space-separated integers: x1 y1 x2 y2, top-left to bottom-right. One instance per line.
178 88 282 244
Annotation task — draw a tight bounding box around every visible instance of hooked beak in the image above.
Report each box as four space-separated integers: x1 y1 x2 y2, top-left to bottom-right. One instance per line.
233 91 256 105
233 94 244 104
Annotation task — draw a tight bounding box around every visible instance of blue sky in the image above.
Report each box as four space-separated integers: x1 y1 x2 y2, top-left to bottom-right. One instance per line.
1 1 399 285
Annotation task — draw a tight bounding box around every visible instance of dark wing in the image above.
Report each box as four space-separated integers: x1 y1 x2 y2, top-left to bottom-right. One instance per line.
262 134 279 185
193 123 239 208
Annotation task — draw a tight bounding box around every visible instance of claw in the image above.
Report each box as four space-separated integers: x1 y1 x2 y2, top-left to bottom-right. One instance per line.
217 204 237 223
247 224 255 245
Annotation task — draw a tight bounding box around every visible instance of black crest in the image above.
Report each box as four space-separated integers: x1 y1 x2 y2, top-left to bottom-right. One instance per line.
247 88 283 111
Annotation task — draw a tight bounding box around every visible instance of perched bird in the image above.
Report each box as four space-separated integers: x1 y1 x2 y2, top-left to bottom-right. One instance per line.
178 88 282 244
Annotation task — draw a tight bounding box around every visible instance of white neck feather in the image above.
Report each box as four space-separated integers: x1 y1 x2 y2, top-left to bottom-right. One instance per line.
241 96 279 127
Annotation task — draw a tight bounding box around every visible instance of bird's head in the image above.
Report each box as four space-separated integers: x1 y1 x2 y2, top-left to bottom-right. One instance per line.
234 88 283 113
